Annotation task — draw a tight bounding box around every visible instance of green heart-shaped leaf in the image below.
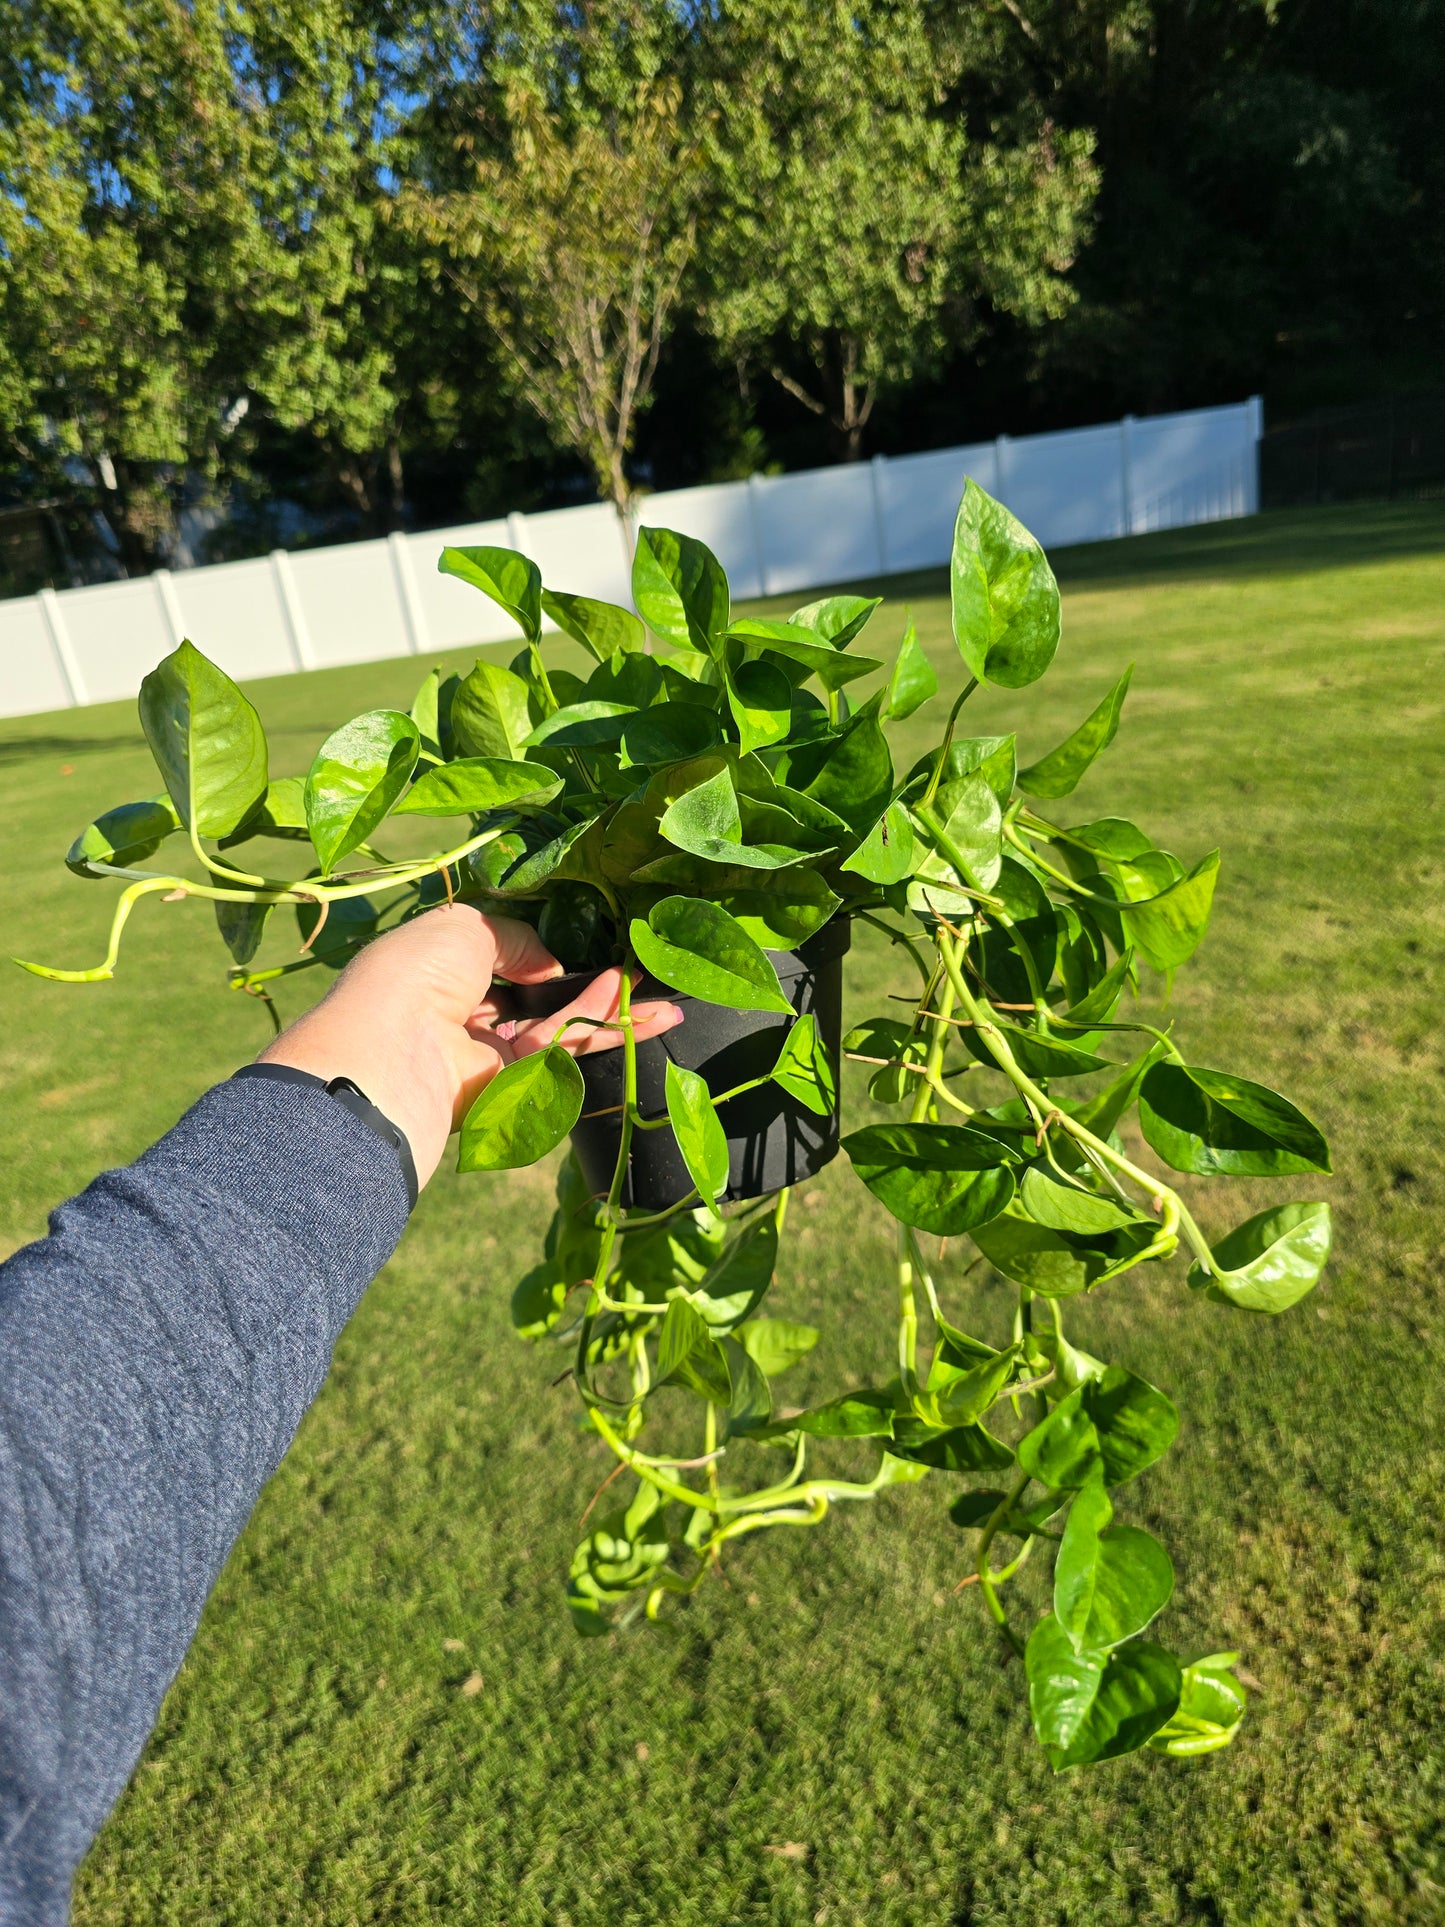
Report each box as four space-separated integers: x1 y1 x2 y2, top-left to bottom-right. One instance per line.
1026 1616 1181 1769
1190 1200 1331 1312
882 618 938 721
450 660 535 761
630 896 791 1013
770 1013 837 1117
396 758 562 815
67 795 182 877
726 657 792 754
1139 1062 1331 1177
736 1317 819 1377
950 480 1061 689
1017 1368 1178 1489
842 1122 1017 1236
304 710 420 873
541 589 644 661
1053 1475 1174 1652
1018 667 1133 798
523 700 636 748
664 1060 730 1210
139 639 269 838
439 545 542 642
619 703 724 768
633 526 729 654
458 1045 584 1171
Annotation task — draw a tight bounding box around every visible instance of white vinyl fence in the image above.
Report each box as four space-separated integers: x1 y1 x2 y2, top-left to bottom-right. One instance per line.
0 398 1262 720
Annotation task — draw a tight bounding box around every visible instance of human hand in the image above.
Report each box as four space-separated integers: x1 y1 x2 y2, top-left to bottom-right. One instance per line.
258 905 682 1187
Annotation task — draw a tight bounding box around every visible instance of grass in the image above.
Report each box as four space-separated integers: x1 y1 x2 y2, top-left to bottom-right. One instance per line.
1 501 1443 1924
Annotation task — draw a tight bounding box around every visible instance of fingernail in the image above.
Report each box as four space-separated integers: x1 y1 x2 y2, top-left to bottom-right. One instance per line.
667 1006 684 1026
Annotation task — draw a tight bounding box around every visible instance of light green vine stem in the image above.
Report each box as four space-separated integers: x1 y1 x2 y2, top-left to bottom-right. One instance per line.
918 677 980 811
933 928 1224 1281
16 822 519 983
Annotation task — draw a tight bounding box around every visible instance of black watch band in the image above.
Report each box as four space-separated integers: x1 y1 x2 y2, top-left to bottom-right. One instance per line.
232 1063 419 1213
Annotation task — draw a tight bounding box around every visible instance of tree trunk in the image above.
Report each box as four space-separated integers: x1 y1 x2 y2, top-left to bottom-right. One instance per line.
95 458 175 575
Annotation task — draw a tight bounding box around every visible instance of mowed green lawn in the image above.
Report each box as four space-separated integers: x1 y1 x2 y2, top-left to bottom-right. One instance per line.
2 503 1443 1924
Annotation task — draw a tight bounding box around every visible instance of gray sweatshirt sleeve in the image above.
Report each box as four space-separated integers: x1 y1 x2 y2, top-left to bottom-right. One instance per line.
0 1074 412 1926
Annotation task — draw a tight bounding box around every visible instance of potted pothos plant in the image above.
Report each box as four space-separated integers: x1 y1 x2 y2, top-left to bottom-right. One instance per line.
22 482 1333 1772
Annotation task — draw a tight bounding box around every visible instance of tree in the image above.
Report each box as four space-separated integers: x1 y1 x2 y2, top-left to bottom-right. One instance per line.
406 69 704 517
698 0 1097 461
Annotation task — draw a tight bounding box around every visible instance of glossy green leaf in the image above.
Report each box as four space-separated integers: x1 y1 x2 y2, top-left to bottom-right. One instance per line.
1065 817 1154 861
658 768 814 871
726 657 792 754
619 703 723 768
450 661 535 761
1026 1616 1181 1769
1020 1168 1143 1236
783 699 894 833
457 1046 584 1171
924 1342 1021 1428
304 710 420 873
214 898 271 966
691 1215 778 1328
887 1418 1014 1470
139 639 268 838
633 526 729 654
842 1123 1017 1236
523 700 635 749
913 776 1003 893
222 776 309 847
1054 1475 1174 1652
395 757 562 815
882 619 938 721
1139 1062 1331 1177
795 1388 899 1438
729 618 883 691
971 1206 1126 1298
841 801 915 884
1190 1200 1331 1312
1054 950 1135 1030
720 1334 773 1434
790 593 880 650
629 897 791 1013
1017 1369 1179 1489
1121 849 1220 972
736 1317 819 1377
541 589 644 661
664 1060 730 1210
1018 667 1134 798
716 874 841 950
439 545 541 642
950 480 1061 689
67 795 181 877
770 1013 837 1117
962 1016 1110 1080
1147 1653 1247 1756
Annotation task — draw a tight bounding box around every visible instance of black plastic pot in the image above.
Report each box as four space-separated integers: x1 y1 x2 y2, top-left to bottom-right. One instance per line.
498 918 850 1209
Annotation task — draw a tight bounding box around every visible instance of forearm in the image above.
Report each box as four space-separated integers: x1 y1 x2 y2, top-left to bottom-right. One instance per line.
0 1076 411 1923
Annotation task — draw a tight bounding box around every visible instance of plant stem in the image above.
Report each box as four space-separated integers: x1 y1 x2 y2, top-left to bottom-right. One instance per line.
919 678 979 811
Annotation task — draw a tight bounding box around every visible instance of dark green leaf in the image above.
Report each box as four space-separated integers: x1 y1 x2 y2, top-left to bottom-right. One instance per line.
971 1206 1125 1298
691 1214 778 1328
214 898 271 965
887 1417 1014 1470
620 703 723 768
882 619 938 721
962 1017 1110 1080
523 700 635 749
1054 1475 1174 1652
1018 1369 1179 1489
541 589 645 661
1190 1200 1331 1312
630 896 791 1013
716 874 841 950
304 710 420 873
1139 1062 1331 1177
1026 1616 1181 1769
726 657 792 754
786 701 894 834
770 1013 837 1117
721 1334 773 1434
457 1046 584 1171
1019 667 1134 798
842 1122 1017 1236
450 660 535 761
950 480 1061 688
1020 1168 1144 1236
439 545 541 642
496 816 601 894
396 757 562 815
795 1388 899 1438
664 1060 730 1210
633 526 729 654
139 639 268 838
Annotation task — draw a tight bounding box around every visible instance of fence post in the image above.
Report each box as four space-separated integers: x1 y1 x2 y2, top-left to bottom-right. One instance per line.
270 550 315 671
746 474 769 597
37 588 86 707
387 532 429 656
1119 416 1136 537
506 511 528 554
994 433 1010 502
1246 395 1264 514
152 568 187 648
869 454 891 576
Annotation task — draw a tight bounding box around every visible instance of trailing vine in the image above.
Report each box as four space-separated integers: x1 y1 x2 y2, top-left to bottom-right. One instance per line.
21 483 1331 1768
